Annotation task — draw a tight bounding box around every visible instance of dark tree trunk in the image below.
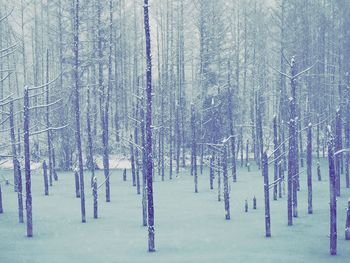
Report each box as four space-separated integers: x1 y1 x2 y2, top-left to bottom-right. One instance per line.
223 144 230 220
245 140 249 167
45 49 55 184
130 135 136 187
175 105 180 175
345 199 350 240
273 116 278 201
74 171 80 198
299 118 304 168
327 128 337 255
335 109 342 196
169 100 173 180
231 137 237 182
143 0 155 251
140 105 147 227
86 87 95 187
43 161 48 196
307 123 312 214
123 169 127 181
72 0 85 223
217 157 221 202
227 62 236 182
257 93 263 172
317 161 322 181
191 104 198 193
288 57 298 223
263 152 271 237
134 114 141 194
209 154 214 190
0 182 3 213
240 128 244 168
9 101 18 191
24 87 33 237
278 162 283 198
317 115 320 161
93 177 98 219
10 101 23 222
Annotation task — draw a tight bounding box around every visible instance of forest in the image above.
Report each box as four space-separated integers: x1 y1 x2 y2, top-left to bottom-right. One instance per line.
0 0 350 262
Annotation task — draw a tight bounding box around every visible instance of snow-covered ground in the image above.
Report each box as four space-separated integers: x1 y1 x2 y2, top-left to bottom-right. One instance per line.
0 159 349 263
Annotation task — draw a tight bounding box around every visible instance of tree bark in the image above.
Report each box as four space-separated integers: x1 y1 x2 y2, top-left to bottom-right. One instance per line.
327 127 337 255
307 123 312 214
263 152 271 237
24 87 33 237
273 116 278 201
345 199 350 240
43 161 48 196
72 0 85 223
223 144 230 220
143 0 155 252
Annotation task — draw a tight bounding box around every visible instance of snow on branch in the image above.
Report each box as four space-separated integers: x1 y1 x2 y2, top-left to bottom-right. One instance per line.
29 124 68 137
29 98 63 110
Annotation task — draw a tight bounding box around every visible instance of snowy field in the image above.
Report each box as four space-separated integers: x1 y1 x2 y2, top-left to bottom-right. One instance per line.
0 159 349 263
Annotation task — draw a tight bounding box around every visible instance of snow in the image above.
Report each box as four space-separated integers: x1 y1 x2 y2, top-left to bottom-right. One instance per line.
0 159 349 263
95 155 131 170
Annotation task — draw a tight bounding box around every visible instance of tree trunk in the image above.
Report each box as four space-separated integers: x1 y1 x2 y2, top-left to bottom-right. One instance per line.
223 144 230 220
72 0 85 223
93 176 98 219
9 101 23 223
130 135 136 187
24 87 33 237
263 152 271 237
335 109 342 196
327 127 337 255
307 123 312 214
209 154 214 190
289 57 298 222
74 171 80 198
217 156 221 202
143 0 155 252
345 199 350 240
45 49 55 185
273 116 278 201
141 105 148 227
43 161 48 196
191 104 198 193
0 182 3 213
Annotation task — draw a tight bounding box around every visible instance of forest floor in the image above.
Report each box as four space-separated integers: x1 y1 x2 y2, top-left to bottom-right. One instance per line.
0 159 350 263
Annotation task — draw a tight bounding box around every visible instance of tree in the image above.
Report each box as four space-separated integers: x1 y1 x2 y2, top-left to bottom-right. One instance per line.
327 126 337 256
143 0 155 252
72 0 86 223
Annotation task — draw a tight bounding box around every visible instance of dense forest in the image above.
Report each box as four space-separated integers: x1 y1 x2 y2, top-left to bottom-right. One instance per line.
0 0 350 261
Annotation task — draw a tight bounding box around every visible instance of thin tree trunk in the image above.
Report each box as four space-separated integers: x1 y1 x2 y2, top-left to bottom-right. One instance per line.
345 199 350 240
210 154 214 190
217 156 221 202
223 144 230 220
143 0 155 252
10 101 23 222
263 152 271 237
273 116 278 201
335 109 342 196
23 87 33 237
73 0 85 223
327 127 337 255
46 49 55 185
307 123 312 214
43 161 48 196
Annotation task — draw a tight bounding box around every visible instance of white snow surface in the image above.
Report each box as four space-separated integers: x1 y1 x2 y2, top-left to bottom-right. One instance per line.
0 159 349 263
